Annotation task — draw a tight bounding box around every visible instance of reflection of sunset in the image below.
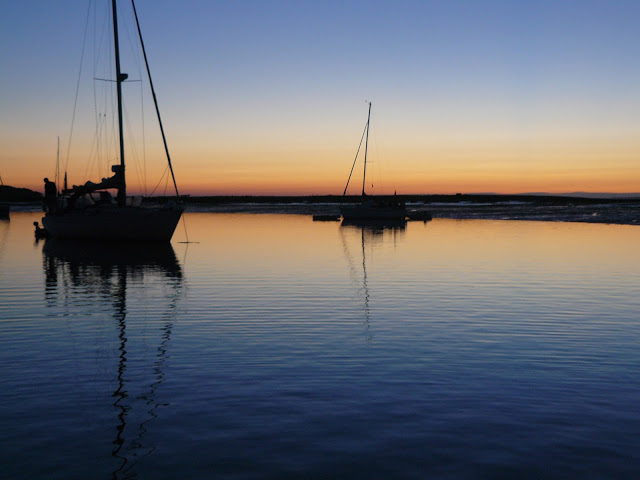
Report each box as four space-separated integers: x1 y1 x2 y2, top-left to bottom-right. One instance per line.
395 219 640 282
174 214 640 288
177 213 345 266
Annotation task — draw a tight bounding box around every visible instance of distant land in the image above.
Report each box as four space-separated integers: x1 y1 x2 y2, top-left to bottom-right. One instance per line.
1 184 639 204
477 192 640 199
183 193 640 226
0 185 42 202
2 185 639 225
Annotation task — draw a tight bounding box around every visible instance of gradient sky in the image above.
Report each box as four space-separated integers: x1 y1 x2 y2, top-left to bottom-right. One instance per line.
1 0 639 196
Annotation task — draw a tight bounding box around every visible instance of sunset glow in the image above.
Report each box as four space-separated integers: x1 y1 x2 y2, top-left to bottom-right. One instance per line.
1 1 639 196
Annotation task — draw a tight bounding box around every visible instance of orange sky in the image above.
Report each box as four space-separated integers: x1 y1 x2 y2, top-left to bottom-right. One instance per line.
4 126 638 196
1 1 639 197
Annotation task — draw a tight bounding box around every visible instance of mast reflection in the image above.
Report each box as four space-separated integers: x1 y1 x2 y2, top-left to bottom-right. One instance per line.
42 239 183 479
340 219 407 341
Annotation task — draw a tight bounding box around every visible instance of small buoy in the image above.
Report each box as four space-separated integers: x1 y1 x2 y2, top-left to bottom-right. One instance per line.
407 211 433 222
313 214 341 222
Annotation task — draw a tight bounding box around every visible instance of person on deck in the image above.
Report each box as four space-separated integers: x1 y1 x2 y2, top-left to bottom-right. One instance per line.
44 178 57 213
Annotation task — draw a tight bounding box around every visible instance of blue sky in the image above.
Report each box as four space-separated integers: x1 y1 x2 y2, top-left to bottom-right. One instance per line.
1 0 639 194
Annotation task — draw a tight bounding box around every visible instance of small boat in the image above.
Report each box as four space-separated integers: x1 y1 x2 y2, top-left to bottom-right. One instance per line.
41 0 183 242
339 102 407 221
312 214 341 221
340 197 407 221
407 210 433 222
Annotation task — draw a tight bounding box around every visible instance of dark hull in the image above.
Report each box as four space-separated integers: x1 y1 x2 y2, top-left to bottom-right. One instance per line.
340 203 407 221
42 206 183 242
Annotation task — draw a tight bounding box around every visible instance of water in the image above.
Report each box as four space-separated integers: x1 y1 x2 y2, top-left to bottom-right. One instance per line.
1 212 640 479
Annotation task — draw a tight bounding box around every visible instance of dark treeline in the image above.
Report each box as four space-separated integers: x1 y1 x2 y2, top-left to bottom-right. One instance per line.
0 185 43 202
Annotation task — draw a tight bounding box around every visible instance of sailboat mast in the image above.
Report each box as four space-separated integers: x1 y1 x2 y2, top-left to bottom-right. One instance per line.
111 0 127 207
130 0 181 202
56 137 60 195
361 102 371 196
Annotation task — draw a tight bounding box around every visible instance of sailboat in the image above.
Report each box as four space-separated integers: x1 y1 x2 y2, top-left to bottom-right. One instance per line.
339 102 407 221
40 0 183 242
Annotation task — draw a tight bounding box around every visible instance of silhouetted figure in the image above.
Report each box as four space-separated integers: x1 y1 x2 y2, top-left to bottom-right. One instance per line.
44 177 56 213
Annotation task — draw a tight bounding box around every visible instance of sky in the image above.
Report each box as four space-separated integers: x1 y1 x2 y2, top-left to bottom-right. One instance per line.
1 0 639 196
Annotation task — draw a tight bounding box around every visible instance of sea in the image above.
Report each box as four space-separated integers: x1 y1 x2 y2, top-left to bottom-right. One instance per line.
1 210 640 479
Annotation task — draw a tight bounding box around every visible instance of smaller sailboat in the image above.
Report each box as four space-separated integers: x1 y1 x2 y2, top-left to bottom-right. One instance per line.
340 102 407 221
40 0 182 242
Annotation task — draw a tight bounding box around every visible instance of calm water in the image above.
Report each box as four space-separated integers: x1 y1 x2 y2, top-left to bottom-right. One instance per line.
1 211 639 479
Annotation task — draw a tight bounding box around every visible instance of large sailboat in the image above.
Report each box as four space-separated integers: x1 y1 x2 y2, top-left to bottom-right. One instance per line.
40 0 183 242
340 102 407 221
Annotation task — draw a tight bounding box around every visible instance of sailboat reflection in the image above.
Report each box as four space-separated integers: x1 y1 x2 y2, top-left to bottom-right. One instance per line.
340 219 407 341
42 239 183 478
340 217 407 244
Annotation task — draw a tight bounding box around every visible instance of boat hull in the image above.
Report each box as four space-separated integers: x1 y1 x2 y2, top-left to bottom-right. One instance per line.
42 206 183 242
340 204 407 221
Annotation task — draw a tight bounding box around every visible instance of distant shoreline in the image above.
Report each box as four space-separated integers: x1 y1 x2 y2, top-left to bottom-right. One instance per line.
183 194 640 226
185 193 640 206
5 192 639 226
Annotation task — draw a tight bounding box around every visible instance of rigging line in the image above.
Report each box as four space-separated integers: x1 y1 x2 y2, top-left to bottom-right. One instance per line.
110 75 118 172
95 116 110 182
138 59 147 196
91 7 101 179
141 78 147 196
92 60 99 179
131 0 181 202
372 124 383 194
84 109 100 181
373 124 394 195
91 1 113 180
120 0 148 195
122 102 145 191
93 0 109 73
55 137 60 194
148 165 169 197
64 0 93 174
84 112 104 182
120 0 145 76
102 2 118 178
164 162 170 195
343 120 369 196
361 102 372 196
179 216 191 244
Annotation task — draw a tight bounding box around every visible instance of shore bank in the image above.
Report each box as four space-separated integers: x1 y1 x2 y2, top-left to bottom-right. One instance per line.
9 194 640 226
185 194 640 226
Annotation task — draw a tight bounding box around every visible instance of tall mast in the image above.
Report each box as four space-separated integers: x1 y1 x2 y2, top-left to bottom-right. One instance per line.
131 0 181 202
56 137 60 195
112 0 127 207
361 102 371 197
